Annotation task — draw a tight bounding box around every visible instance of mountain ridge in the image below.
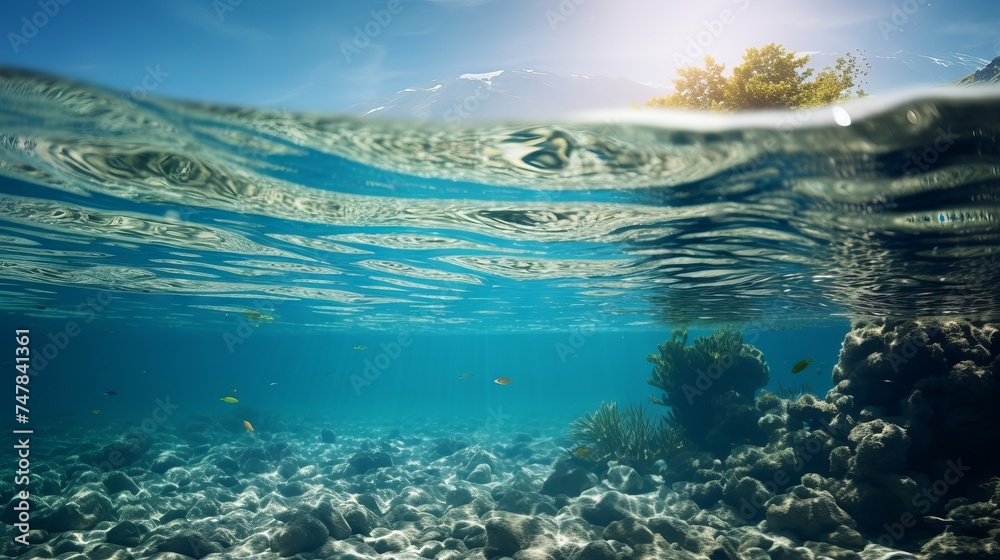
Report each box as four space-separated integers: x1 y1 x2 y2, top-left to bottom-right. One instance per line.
952 55 1000 86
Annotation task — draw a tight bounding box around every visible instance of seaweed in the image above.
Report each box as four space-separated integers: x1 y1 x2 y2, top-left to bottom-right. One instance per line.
568 401 685 475
775 382 815 400
646 329 770 455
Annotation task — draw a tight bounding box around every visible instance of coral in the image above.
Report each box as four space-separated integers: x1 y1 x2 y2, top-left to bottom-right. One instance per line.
820 321 1000 541
647 329 770 455
830 320 1000 480
764 485 867 550
846 419 910 476
556 319 1000 554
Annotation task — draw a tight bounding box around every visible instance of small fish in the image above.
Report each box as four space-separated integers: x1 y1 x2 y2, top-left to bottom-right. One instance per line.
242 309 274 321
572 447 592 458
227 384 238 393
243 420 254 432
791 359 813 374
457 373 473 380
220 396 239 404
269 382 278 386
104 390 117 396
493 377 512 385
90 409 101 415
353 345 367 351
242 309 275 327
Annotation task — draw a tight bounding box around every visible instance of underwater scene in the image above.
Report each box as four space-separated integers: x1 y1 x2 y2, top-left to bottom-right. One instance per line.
2 3 1000 560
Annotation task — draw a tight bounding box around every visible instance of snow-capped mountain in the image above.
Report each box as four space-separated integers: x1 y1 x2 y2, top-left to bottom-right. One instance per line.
344 69 667 122
952 55 1000 86
868 51 991 90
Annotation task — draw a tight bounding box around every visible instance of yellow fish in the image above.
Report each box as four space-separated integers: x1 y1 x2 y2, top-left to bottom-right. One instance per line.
220 396 239 404
494 377 512 385
242 310 274 321
242 309 275 327
90 409 101 415
243 420 254 432
791 359 812 374
572 447 592 458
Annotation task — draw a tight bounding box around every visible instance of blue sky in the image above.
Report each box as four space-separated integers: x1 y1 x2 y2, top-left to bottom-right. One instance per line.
1 0 997 110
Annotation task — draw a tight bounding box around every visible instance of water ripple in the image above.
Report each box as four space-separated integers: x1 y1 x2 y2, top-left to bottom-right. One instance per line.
1 67 999 329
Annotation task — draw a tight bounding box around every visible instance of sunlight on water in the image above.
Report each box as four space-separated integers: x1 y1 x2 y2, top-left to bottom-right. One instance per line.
0 68 998 331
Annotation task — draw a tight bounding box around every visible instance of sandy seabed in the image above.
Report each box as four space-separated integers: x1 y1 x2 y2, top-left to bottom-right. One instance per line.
0 410 933 560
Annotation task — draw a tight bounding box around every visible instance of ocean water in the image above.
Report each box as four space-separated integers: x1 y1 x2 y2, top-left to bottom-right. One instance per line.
1 67 999 558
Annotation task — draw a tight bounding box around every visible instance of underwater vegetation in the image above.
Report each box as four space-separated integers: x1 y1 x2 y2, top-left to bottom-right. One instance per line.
646 329 770 455
775 382 815 400
570 329 770 473
568 402 684 475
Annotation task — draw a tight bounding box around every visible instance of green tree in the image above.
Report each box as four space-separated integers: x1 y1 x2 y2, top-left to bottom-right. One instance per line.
646 43 867 111
648 55 727 110
797 50 868 106
724 43 813 109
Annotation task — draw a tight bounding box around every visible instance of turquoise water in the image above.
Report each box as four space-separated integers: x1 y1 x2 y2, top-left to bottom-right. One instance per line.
1 68 999 558
1 64 997 439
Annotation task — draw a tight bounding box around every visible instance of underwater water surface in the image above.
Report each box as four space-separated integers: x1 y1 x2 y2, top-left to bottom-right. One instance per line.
1 68 999 559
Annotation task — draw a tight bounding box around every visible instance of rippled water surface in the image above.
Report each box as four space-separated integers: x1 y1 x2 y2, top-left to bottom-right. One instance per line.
1 68 999 331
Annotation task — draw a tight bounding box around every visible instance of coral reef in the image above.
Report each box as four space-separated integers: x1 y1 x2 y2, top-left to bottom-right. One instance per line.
651 320 1000 557
2 321 996 560
647 329 770 455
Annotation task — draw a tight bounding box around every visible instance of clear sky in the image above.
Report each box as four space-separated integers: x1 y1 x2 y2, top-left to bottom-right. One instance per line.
1 0 997 110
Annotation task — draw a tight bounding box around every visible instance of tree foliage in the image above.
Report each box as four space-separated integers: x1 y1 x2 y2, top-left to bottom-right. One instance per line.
647 43 868 111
